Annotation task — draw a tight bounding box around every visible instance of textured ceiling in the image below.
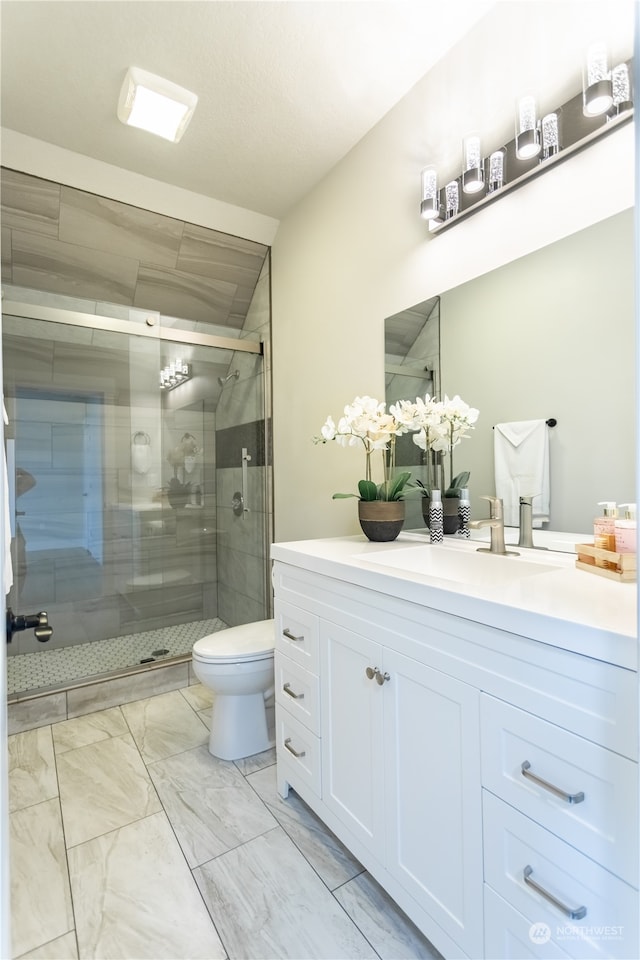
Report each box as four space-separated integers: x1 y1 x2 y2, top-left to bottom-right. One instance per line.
0 1 493 220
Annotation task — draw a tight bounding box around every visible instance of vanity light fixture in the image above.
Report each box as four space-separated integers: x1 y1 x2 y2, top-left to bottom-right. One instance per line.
117 67 198 142
462 134 485 194
160 359 192 391
419 47 633 234
583 43 613 117
515 95 542 160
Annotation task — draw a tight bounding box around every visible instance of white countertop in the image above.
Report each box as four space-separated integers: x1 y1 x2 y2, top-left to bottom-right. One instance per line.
271 533 638 671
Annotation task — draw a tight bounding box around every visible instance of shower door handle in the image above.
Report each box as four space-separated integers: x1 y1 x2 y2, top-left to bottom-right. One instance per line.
241 447 252 518
6 608 53 644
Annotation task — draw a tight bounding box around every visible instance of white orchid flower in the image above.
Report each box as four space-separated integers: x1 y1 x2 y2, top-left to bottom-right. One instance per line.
320 416 336 441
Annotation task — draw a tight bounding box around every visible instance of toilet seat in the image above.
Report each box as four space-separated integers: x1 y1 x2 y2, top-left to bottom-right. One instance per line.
192 620 274 664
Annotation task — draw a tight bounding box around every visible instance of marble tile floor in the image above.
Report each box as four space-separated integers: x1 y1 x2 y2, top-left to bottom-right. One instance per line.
7 618 226 697
8 684 442 960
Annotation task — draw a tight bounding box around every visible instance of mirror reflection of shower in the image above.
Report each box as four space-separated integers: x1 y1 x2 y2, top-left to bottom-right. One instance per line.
218 370 240 387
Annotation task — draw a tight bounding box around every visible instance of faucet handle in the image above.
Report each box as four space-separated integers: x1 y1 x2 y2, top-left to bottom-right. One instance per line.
480 495 504 519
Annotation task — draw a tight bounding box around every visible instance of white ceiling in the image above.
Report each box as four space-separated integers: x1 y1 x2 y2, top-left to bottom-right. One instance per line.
0 0 494 220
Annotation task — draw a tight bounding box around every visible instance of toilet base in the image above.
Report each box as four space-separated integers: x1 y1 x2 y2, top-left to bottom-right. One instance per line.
208 691 274 761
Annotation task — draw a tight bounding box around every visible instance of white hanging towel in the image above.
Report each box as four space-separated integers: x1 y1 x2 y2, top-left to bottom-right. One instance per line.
494 419 550 528
131 432 152 475
3 402 13 596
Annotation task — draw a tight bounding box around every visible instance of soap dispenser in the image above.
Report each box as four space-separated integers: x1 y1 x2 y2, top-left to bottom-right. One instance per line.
615 504 637 554
594 501 617 569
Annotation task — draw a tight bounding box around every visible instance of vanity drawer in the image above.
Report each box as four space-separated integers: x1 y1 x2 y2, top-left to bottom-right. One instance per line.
275 705 321 798
483 792 639 960
274 651 320 736
484 885 572 960
274 599 319 673
481 694 638 885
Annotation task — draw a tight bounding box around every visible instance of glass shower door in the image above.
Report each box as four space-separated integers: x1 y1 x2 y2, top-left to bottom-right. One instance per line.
3 306 269 696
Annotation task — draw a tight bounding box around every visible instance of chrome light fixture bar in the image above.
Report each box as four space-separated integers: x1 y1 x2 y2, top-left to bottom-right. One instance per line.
160 359 191 391
420 50 633 234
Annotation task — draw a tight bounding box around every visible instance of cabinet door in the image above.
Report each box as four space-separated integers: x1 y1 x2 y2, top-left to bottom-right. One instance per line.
383 648 483 957
320 621 385 856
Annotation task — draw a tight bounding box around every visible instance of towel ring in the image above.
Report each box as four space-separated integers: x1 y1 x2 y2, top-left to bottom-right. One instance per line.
132 431 151 445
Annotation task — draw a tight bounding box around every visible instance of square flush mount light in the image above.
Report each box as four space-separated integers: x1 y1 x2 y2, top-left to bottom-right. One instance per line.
117 67 197 142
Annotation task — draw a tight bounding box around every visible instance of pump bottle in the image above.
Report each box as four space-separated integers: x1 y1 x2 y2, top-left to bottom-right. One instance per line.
594 501 617 569
614 504 637 554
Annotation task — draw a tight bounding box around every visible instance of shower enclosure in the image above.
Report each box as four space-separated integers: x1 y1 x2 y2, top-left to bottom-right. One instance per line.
3 296 272 698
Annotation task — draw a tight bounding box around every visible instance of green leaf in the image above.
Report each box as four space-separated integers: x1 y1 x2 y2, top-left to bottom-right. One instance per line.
332 492 358 499
386 471 412 501
357 479 378 501
445 470 470 498
412 478 431 497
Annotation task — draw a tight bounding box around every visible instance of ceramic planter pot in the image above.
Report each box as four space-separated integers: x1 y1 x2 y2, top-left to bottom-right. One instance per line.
358 500 405 542
421 497 460 535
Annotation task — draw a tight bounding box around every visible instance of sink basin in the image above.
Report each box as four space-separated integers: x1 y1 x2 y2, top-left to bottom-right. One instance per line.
356 544 562 587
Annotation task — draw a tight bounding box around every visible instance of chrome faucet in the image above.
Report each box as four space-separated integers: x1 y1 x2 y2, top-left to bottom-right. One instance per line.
469 496 519 556
518 496 548 550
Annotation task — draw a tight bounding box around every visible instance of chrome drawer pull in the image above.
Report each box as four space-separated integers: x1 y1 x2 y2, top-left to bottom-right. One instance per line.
521 761 585 804
284 737 306 758
283 682 304 700
523 866 587 920
283 628 304 642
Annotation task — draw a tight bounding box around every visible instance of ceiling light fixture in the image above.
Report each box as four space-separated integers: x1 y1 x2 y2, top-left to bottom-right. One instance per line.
117 67 197 142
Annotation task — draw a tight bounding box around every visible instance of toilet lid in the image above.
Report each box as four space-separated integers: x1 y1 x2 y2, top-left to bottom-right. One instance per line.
193 619 274 662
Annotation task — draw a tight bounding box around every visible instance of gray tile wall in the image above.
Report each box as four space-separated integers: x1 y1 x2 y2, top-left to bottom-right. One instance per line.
215 255 272 624
1 168 269 330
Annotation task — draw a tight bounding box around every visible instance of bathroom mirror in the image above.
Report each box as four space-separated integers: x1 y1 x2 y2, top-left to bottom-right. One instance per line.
385 208 635 541
385 296 440 531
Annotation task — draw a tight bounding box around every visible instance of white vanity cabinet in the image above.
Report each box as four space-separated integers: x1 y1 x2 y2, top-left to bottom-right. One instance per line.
271 540 639 960
320 621 483 955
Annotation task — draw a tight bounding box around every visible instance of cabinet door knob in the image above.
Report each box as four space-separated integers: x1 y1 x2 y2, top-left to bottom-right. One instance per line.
523 865 587 920
284 737 306 759
375 670 390 685
365 666 377 680
283 628 304 642
283 682 304 700
521 761 585 804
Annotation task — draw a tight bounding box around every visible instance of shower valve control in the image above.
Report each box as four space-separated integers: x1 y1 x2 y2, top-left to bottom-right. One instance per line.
6 608 53 644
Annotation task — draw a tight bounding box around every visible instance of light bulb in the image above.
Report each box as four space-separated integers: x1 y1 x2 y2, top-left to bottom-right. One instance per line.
515 95 541 159
462 134 484 195
420 166 440 220
583 43 613 117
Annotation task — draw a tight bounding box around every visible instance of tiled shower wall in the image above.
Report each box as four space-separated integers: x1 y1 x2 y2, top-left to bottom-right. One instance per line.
215 255 272 625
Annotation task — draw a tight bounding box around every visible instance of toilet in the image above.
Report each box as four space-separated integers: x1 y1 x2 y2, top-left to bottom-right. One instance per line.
192 619 275 761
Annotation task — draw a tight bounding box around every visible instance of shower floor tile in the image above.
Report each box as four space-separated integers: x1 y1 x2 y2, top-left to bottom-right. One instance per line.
7 618 226 697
